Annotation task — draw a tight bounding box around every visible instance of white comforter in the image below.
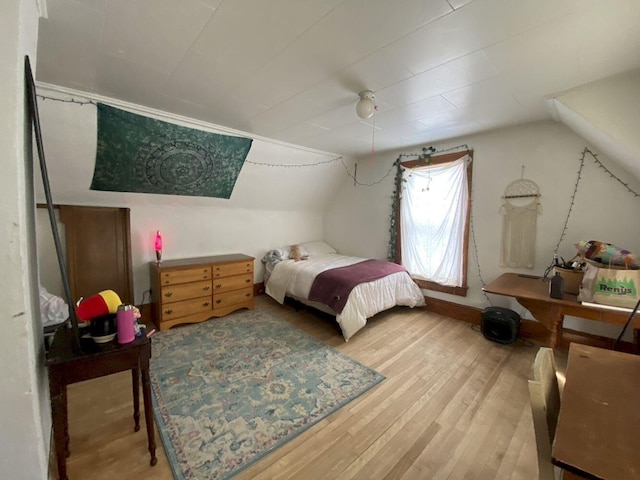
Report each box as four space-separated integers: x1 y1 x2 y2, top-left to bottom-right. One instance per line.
265 254 425 340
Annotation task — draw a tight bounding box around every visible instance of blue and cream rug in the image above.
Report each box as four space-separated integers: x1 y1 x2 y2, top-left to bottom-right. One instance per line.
150 308 384 480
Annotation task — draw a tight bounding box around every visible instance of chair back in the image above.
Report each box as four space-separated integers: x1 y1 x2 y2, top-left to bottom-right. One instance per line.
528 347 561 480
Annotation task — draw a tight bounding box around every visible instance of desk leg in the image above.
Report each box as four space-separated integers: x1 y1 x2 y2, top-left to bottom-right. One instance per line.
140 349 157 466
62 384 70 457
518 300 564 349
549 305 564 349
132 368 140 432
141 369 157 466
50 373 69 480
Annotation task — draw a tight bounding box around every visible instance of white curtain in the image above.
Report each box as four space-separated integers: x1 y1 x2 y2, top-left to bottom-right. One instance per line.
400 155 469 286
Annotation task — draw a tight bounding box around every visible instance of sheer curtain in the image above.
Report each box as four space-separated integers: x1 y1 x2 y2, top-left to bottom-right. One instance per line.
400 155 469 287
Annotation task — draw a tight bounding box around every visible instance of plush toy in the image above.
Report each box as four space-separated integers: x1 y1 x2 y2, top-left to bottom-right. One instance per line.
76 290 122 322
290 244 305 261
289 245 309 262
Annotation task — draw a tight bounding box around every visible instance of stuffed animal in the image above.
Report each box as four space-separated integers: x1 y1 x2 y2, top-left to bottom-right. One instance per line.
290 244 305 261
76 290 122 322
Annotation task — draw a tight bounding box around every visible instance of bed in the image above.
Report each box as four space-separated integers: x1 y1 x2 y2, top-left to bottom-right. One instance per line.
262 241 425 340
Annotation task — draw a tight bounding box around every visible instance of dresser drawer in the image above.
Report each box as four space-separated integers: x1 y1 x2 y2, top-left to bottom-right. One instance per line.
212 261 253 278
160 267 211 286
213 287 253 310
160 280 212 304
212 273 253 294
160 296 212 323
150 254 255 331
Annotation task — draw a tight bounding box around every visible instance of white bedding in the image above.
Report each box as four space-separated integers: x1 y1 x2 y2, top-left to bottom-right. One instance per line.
265 254 425 340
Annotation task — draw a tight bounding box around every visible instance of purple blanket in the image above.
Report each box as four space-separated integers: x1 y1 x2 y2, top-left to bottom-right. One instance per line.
308 259 407 314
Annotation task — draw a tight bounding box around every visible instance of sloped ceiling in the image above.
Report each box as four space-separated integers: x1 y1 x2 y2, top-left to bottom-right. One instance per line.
548 69 640 180
36 0 640 158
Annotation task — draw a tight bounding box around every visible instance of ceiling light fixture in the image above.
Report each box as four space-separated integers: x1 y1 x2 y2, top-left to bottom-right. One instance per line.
356 90 376 119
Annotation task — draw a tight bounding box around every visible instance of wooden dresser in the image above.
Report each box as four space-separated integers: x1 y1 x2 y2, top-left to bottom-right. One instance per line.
149 254 254 331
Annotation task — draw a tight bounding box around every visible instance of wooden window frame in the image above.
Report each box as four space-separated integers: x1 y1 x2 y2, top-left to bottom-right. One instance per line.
395 150 473 296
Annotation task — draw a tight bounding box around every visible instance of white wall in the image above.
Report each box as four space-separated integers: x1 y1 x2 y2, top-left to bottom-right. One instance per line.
0 1 50 479
325 120 640 340
35 88 352 302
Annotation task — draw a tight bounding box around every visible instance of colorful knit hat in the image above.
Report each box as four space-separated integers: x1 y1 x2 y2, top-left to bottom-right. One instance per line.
77 290 122 321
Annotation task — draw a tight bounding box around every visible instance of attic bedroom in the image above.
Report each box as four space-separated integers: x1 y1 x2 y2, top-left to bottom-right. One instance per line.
4 1 640 479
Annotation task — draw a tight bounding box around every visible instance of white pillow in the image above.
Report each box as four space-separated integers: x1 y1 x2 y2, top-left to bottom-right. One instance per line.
300 241 337 257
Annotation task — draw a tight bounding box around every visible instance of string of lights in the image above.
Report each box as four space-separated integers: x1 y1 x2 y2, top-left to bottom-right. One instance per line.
37 94 95 106
468 192 493 305
587 147 640 197
544 146 639 280
398 144 470 159
551 148 586 259
245 157 342 167
36 92 345 169
34 93 471 189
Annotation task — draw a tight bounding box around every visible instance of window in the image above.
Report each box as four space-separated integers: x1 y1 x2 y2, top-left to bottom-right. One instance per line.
395 151 473 296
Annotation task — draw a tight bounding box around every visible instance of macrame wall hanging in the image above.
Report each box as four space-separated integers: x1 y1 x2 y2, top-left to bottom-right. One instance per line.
500 168 541 269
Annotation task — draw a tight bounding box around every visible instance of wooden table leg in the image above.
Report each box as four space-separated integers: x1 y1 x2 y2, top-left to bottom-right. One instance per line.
50 372 69 480
548 305 564 349
62 384 70 457
132 367 140 432
140 347 157 466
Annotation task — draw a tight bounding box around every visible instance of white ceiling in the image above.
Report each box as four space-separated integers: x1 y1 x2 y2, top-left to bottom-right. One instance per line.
36 0 640 157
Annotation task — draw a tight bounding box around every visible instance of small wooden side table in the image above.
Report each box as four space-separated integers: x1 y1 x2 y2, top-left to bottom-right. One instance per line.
46 326 157 480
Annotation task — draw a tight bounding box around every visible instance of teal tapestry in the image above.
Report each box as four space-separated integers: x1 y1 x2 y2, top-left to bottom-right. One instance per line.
91 104 252 198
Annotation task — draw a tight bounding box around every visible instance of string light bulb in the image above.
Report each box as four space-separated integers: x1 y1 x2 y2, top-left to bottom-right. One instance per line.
356 91 376 119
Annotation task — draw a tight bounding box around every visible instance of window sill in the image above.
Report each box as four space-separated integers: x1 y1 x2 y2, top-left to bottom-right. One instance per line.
413 278 468 297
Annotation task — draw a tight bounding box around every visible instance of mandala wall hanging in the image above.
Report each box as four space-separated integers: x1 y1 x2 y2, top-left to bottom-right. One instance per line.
91 104 252 198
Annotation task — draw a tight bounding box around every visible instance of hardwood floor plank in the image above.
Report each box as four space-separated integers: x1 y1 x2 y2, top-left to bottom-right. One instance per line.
63 296 542 480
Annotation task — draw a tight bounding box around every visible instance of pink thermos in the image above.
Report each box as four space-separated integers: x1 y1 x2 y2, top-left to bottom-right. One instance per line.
117 304 136 344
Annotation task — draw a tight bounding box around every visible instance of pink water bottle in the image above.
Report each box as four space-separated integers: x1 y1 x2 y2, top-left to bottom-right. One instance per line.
117 304 136 344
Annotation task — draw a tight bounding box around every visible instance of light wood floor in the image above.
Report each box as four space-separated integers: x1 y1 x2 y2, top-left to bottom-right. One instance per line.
62 296 567 479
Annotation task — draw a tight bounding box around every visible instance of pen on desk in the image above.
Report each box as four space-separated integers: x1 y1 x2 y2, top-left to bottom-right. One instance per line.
146 329 156 338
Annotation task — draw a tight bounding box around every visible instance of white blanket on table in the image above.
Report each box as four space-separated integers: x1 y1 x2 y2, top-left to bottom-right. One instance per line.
265 254 425 340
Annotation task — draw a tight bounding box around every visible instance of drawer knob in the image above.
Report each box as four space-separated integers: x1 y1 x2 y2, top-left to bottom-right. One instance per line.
245 279 251 283
164 292 173 297
215 299 221 304
245 293 251 298
164 309 173 314
215 283 222 288
203 286 210 291
203 302 210 307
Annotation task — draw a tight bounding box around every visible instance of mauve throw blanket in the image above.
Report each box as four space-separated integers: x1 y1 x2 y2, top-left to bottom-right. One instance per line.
308 259 408 314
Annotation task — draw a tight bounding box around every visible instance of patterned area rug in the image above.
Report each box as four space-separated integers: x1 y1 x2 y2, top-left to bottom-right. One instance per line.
150 308 384 480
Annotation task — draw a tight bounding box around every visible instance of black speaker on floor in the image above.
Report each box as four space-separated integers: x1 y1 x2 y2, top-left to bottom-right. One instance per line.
481 307 520 344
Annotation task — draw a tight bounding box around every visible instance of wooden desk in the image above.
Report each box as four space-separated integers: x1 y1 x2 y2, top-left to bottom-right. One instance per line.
46 326 157 480
483 273 639 348
553 343 640 479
